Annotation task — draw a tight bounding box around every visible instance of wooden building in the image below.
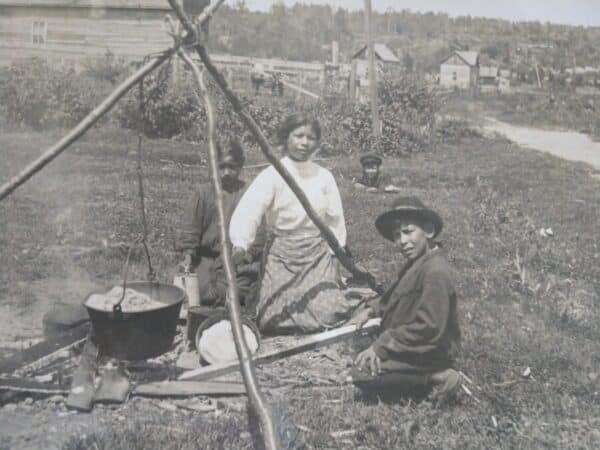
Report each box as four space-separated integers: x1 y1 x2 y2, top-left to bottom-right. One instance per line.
0 0 328 92
349 42 400 102
439 50 479 89
0 1 176 66
351 42 400 79
479 65 499 85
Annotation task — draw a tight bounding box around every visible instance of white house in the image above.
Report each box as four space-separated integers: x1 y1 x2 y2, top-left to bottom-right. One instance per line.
439 51 479 89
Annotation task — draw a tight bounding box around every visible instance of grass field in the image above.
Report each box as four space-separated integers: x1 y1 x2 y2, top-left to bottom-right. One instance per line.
1 123 599 449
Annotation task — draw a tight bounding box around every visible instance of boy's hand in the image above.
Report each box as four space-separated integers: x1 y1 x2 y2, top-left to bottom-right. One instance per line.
354 346 381 376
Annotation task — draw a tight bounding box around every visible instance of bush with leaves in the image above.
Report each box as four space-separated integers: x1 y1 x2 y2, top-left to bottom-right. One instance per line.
81 50 130 85
112 63 443 157
435 118 483 142
0 58 113 129
308 75 441 157
116 64 202 140
1 57 443 157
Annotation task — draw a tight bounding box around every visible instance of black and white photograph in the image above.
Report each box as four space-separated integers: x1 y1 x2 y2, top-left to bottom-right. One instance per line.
0 1 599 448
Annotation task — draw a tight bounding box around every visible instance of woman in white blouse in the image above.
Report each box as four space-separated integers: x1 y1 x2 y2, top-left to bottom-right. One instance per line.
229 113 361 334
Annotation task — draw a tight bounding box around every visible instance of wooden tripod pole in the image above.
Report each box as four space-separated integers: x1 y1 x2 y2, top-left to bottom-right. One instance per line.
178 49 280 450
0 50 173 202
0 0 229 203
168 0 382 294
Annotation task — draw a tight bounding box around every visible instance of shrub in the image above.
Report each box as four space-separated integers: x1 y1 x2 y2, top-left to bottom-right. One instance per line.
81 50 129 85
0 58 112 129
116 64 202 140
436 118 483 142
314 75 440 157
1 57 442 156
113 63 443 157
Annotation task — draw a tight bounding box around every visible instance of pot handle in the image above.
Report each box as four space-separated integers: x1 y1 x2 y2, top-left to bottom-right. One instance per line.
113 244 137 314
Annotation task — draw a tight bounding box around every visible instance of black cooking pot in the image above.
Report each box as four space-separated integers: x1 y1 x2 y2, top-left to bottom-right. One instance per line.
84 281 185 361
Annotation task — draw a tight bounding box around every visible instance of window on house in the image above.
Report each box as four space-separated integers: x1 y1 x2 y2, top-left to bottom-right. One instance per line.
32 20 47 44
452 72 457 81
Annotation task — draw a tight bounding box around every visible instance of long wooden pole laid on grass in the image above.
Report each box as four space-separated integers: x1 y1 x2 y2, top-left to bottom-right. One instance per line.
168 0 382 294
178 49 280 450
0 0 228 203
179 318 381 381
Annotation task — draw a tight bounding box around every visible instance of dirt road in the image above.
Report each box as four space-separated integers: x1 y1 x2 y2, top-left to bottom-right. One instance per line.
483 118 600 170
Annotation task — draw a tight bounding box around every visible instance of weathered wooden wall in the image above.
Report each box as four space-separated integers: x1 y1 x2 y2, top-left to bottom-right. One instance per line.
0 5 171 65
0 3 330 95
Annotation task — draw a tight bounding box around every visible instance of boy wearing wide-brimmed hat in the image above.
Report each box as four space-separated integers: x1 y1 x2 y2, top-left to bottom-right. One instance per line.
352 196 461 402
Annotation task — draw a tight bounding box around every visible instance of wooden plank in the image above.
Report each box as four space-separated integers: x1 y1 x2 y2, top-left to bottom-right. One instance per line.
0 31 30 40
0 322 89 375
0 376 68 395
178 318 381 381
0 18 161 29
134 381 246 397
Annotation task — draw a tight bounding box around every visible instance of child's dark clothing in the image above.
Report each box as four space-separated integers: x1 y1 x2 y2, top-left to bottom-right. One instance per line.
353 248 460 393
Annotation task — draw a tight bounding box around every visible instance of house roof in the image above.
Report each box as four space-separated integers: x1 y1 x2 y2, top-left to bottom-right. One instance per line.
0 0 169 9
352 43 400 63
441 50 479 67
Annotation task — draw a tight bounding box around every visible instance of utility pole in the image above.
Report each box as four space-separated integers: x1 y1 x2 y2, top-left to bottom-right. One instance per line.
364 0 380 137
349 59 357 100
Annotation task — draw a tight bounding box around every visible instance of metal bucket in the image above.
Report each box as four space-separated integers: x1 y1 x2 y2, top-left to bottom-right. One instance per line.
84 281 185 361
186 305 225 346
173 273 200 307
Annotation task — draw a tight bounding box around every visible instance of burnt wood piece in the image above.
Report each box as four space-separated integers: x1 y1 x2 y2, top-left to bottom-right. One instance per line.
0 322 89 375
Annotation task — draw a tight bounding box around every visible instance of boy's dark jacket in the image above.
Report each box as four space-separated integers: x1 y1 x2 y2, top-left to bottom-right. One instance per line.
372 248 461 370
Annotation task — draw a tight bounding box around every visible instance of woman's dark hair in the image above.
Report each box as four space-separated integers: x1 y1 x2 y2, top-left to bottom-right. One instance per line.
276 113 322 147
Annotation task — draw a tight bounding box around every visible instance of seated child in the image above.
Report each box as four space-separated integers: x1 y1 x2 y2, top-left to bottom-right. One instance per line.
352 196 461 402
354 153 383 190
178 139 264 307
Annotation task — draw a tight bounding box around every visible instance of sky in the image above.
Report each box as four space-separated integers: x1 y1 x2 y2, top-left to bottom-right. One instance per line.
237 0 600 27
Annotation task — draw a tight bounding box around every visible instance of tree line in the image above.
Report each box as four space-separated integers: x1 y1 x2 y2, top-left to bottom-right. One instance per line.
205 2 600 70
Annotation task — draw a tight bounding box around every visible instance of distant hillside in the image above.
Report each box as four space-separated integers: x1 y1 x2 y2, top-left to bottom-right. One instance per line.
207 3 600 71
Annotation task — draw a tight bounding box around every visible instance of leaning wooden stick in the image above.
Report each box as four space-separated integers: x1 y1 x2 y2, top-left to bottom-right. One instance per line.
167 0 382 294
178 48 280 450
0 0 228 203
179 318 381 381
0 52 172 202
